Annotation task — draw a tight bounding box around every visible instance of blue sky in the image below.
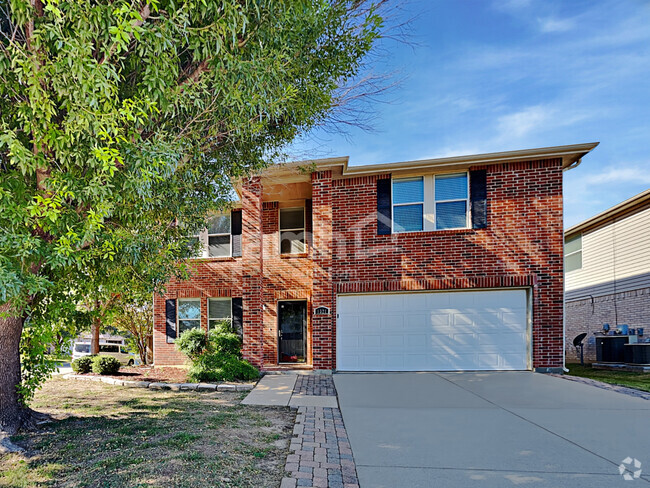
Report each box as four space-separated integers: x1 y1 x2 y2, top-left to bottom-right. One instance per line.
292 0 650 228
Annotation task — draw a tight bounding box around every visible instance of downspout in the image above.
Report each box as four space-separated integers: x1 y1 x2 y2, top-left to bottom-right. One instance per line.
561 157 583 373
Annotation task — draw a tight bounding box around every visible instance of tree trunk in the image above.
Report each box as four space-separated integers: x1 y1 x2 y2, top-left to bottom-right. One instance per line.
0 302 27 435
90 317 100 355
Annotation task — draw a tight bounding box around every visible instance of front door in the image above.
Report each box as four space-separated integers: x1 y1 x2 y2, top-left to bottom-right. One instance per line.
278 301 307 363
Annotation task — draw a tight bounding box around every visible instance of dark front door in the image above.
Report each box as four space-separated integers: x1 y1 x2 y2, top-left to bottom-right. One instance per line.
278 301 307 363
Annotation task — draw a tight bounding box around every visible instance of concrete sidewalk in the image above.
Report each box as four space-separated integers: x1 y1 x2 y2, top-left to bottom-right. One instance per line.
241 374 338 408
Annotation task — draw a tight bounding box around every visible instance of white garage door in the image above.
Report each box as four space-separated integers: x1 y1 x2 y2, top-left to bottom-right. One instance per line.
336 289 529 371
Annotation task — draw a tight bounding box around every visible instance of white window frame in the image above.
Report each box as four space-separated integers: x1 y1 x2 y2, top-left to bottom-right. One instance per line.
206 213 232 258
279 206 306 254
190 212 232 258
391 173 470 233
208 297 232 330
391 177 425 234
432 172 470 230
564 233 582 272
177 298 201 335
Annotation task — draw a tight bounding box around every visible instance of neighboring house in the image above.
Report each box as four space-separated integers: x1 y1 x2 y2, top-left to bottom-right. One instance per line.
565 189 650 361
153 143 598 373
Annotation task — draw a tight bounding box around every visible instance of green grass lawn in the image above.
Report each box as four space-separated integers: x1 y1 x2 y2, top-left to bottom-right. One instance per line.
0 378 293 488
565 363 650 393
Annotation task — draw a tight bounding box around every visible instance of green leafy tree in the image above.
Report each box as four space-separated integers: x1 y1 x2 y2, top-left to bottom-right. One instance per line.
109 294 153 365
0 0 386 434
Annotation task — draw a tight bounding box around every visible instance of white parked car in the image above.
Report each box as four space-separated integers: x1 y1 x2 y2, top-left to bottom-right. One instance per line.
72 342 135 366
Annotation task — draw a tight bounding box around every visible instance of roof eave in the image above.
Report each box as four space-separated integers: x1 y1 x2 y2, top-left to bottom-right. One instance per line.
565 189 650 236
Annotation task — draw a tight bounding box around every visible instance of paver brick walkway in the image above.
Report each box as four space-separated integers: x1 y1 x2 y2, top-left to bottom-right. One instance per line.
281 375 359 488
293 375 337 397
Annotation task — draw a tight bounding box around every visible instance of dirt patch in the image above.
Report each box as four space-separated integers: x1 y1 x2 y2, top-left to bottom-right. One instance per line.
1 377 294 488
80 365 190 383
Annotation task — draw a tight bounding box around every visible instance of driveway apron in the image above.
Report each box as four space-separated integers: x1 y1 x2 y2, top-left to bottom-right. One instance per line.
334 372 650 488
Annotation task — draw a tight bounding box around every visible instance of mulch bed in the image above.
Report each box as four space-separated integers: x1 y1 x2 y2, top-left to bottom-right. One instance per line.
81 365 189 384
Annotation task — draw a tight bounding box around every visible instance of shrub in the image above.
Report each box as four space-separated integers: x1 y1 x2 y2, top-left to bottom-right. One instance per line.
91 355 121 375
209 330 242 358
71 355 95 374
188 355 259 383
175 328 209 361
176 321 258 382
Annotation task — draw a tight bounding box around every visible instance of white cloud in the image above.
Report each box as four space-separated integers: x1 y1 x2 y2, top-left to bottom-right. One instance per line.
583 166 650 185
496 105 555 139
537 17 575 33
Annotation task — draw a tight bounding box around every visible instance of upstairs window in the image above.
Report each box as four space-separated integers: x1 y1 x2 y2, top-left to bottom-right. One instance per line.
177 298 201 335
280 207 305 254
564 234 582 272
434 173 468 230
188 212 232 258
208 298 232 330
392 177 424 232
207 213 231 257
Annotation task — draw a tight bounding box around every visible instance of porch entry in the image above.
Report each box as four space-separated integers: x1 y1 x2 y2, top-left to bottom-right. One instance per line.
278 300 307 363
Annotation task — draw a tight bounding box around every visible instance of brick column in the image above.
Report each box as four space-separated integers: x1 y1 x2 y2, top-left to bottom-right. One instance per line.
311 171 334 369
242 176 264 368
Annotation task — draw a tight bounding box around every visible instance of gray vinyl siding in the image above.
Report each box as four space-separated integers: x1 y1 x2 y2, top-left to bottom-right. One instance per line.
565 203 650 300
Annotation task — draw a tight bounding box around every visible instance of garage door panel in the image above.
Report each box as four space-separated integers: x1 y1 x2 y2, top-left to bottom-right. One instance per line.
361 315 380 329
429 313 450 327
337 289 529 372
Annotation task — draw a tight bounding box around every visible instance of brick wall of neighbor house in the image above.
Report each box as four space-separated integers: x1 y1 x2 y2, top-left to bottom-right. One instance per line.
330 158 565 370
565 287 650 362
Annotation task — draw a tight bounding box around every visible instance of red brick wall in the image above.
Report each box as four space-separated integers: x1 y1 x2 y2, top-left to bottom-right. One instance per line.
311 171 334 369
154 158 565 370
241 177 264 368
152 258 242 366
330 159 564 369
261 201 313 366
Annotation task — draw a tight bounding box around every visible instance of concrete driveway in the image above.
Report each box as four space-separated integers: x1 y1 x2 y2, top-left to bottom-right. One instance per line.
334 372 650 487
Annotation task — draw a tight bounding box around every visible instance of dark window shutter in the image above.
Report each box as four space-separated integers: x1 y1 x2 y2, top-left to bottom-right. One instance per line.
231 209 242 257
165 299 177 343
232 297 243 338
470 170 487 229
377 177 392 235
305 199 313 246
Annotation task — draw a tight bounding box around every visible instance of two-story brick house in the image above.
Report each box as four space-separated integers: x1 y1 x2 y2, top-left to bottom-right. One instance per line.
153 142 598 373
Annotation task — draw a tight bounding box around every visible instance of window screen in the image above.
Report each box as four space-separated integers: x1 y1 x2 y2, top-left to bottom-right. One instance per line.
208 298 232 329
280 208 305 254
435 173 468 230
392 177 424 232
178 299 201 334
207 213 231 257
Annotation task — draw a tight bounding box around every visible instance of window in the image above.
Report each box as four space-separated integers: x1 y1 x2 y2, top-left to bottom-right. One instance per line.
177 298 201 335
74 343 90 353
434 173 468 230
392 177 424 232
206 213 231 257
99 344 119 353
564 234 582 272
187 212 232 258
208 298 232 329
280 207 305 254
391 173 470 233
